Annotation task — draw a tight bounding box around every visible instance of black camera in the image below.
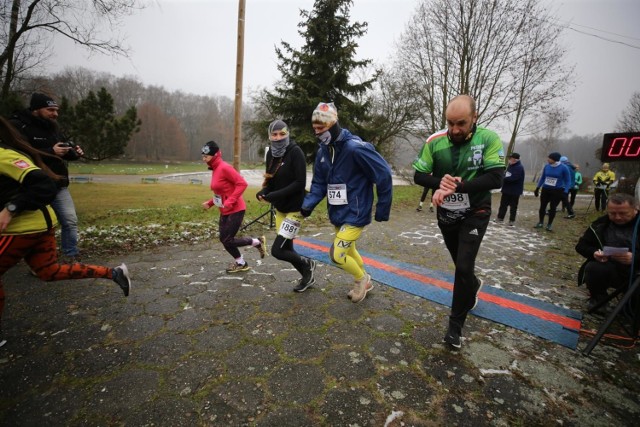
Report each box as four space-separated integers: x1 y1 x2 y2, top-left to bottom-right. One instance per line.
60 140 80 160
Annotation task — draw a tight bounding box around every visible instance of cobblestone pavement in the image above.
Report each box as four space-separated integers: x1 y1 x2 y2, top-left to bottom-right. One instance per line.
1 194 638 426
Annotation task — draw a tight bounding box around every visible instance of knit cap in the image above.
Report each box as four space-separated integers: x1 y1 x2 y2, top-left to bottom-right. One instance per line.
311 102 338 127
29 93 58 111
201 140 220 155
268 119 289 136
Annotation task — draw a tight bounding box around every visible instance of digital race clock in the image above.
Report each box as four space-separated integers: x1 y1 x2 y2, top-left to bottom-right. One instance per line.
600 132 640 162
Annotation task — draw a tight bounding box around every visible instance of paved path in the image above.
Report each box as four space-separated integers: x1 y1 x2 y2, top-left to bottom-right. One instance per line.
71 171 413 187
1 196 638 426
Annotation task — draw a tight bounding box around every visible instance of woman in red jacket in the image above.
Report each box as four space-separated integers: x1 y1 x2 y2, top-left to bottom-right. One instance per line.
201 140 266 273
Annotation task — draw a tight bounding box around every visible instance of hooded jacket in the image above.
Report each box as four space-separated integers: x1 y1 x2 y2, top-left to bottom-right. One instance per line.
302 128 393 227
501 159 525 196
204 153 247 216
257 141 306 213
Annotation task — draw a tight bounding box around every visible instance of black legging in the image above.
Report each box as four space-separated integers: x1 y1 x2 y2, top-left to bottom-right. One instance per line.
594 188 609 211
271 234 307 274
568 189 578 209
439 213 489 329
219 210 253 258
497 193 520 222
560 192 575 215
538 188 564 225
420 186 433 203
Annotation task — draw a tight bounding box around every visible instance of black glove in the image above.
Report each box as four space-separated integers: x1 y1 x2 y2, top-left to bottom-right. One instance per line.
256 189 267 201
300 208 312 218
534 188 540 197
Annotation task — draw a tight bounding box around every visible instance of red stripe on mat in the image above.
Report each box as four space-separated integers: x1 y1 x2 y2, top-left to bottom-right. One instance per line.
297 239 581 330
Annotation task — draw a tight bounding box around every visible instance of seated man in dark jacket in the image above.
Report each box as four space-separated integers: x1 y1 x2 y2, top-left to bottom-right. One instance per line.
575 193 640 311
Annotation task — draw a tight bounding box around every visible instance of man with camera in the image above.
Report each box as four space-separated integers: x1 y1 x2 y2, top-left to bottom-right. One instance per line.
9 93 84 261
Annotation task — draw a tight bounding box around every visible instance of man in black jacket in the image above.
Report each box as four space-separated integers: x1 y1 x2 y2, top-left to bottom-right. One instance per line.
9 93 85 261
494 152 525 226
575 193 640 311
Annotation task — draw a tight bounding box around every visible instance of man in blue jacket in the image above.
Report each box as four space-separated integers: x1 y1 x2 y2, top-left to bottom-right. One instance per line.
494 152 525 226
301 102 393 303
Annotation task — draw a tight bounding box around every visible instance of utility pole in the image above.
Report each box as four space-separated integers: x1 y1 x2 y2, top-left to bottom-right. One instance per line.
233 0 246 171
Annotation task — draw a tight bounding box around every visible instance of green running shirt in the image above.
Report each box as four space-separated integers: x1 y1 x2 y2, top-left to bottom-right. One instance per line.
412 127 505 212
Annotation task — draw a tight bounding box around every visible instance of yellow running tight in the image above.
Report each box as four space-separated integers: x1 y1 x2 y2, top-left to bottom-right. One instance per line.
329 225 366 280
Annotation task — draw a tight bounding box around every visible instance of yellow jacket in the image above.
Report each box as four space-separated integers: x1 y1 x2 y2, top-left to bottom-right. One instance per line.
592 169 615 189
0 147 58 235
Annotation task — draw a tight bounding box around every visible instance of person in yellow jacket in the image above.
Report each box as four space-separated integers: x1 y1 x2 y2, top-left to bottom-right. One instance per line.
0 117 130 347
592 163 616 212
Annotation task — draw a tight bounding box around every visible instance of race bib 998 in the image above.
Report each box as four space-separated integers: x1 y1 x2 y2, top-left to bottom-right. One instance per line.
441 193 470 210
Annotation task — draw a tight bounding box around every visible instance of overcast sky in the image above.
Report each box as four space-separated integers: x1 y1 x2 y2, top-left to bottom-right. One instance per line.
48 0 640 137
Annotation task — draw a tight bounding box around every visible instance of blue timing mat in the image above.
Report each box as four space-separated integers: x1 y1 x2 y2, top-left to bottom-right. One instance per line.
297 237 582 349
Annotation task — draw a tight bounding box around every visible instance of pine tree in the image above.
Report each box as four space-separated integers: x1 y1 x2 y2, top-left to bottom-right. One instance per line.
257 0 377 159
59 88 140 161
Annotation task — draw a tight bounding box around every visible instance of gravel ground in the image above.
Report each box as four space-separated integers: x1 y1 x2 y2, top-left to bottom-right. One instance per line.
1 186 638 426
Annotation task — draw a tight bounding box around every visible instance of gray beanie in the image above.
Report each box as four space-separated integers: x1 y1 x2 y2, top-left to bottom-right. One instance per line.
268 120 289 136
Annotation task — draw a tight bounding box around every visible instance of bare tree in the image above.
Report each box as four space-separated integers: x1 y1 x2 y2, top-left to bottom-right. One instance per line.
19 66 241 162
616 92 640 132
0 0 144 99
613 92 640 182
393 0 574 151
129 102 188 161
367 65 424 160
530 106 569 180
503 5 575 157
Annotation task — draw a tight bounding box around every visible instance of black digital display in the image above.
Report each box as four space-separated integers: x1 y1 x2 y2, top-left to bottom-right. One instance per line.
601 132 640 162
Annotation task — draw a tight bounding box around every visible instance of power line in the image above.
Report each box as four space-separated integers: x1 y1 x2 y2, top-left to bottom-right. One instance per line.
568 21 640 42
566 26 640 50
541 15 640 50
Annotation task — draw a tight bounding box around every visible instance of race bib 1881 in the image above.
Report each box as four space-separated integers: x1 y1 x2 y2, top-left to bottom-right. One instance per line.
278 217 301 239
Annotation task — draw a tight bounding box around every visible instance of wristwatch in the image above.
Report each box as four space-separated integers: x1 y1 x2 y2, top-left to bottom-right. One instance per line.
5 202 17 216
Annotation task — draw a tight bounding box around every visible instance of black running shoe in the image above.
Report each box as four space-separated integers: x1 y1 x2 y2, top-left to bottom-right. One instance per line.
112 263 131 297
294 259 317 292
472 279 483 310
443 324 462 349
301 258 316 284
293 277 316 293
